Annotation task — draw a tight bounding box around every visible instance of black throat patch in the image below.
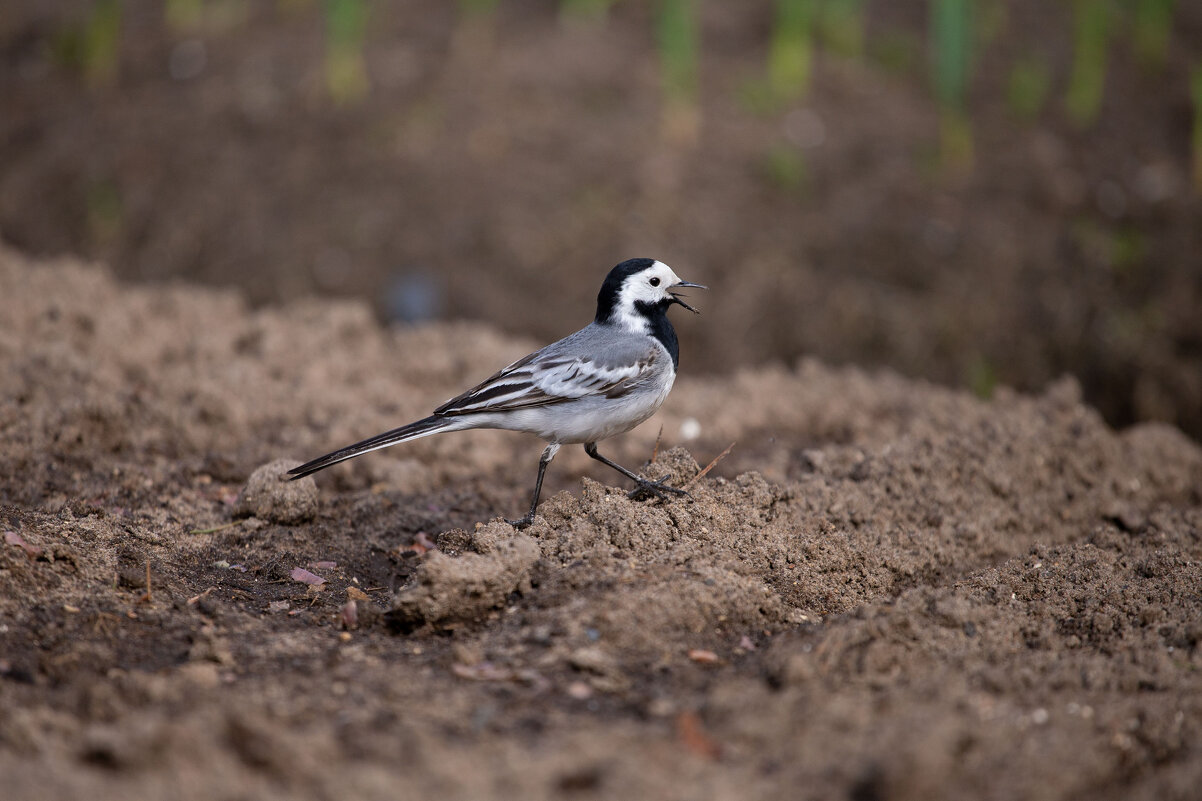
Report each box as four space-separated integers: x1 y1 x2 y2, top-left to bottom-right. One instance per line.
634 299 679 370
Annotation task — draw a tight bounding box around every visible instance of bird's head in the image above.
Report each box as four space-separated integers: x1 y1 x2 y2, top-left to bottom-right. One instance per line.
595 258 706 331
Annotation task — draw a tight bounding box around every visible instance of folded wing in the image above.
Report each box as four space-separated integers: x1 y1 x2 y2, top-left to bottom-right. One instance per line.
434 342 658 417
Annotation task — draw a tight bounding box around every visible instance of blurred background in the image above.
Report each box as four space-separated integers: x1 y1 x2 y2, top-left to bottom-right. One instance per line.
2 0 1200 437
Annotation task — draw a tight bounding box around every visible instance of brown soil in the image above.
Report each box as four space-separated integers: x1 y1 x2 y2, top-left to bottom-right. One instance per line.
3 246 1201 800
2 2 1201 440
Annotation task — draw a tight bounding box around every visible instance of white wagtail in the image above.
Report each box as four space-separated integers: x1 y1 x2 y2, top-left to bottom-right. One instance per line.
288 258 705 528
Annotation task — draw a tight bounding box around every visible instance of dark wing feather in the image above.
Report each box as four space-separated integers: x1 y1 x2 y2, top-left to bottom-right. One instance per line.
433 347 657 417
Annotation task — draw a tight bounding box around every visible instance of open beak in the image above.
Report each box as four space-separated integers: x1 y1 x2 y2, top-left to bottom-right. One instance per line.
668 280 707 314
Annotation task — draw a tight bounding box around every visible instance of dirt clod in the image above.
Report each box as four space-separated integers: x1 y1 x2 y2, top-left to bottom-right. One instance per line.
236 460 318 524
388 525 541 629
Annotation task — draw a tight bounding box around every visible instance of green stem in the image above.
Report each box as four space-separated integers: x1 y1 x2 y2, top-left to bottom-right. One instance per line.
657 0 699 106
1065 0 1110 127
325 0 369 104
930 0 972 112
769 0 814 102
1133 0 1174 71
1192 63 1202 192
84 0 122 89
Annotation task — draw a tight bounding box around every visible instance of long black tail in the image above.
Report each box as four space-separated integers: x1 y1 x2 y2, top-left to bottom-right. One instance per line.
288 415 448 480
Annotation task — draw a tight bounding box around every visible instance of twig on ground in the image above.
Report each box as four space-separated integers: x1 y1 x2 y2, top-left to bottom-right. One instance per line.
189 521 241 535
139 558 152 604
651 425 664 463
187 587 216 605
683 442 736 490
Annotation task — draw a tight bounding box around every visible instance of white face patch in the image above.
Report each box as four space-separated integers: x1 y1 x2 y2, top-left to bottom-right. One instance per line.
611 260 684 333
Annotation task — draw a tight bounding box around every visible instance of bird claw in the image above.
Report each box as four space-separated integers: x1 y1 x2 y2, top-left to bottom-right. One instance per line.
506 514 536 530
627 475 690 502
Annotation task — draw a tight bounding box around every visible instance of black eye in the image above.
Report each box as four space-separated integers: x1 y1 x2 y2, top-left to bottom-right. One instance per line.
649 277 660 287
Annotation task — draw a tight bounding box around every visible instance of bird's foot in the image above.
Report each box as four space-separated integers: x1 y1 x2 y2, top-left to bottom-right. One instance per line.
506 513 536 530
628 475 690 502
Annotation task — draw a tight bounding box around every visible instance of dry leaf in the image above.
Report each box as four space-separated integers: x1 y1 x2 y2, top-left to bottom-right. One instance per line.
676 711 722 760
290 567 326 586
403 532 438 555
4 530 42 559
340 600 359 629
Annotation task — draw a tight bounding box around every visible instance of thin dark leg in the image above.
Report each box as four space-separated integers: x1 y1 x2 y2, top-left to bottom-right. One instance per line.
583 442 689 501
507 443 559 529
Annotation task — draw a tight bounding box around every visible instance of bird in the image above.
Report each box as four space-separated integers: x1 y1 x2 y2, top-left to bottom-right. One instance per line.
287 258 706 528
